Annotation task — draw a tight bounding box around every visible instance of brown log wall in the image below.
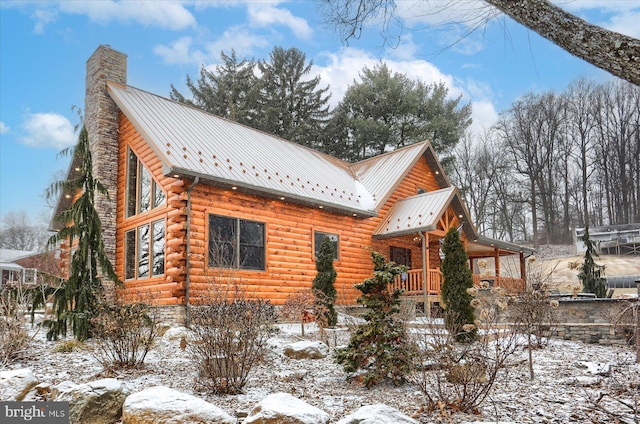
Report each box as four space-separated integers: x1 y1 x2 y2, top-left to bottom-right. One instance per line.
116 114 445 305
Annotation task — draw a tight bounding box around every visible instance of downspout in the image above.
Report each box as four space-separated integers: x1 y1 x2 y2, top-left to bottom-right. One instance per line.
185 176 199 327
419 231 429 319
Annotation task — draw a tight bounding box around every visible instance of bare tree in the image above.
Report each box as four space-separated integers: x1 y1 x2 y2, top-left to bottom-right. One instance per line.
0 211 49 251
318 0 640 86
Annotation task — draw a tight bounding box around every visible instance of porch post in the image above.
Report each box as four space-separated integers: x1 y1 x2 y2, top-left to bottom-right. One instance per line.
420 232 429 319
494 248 500 285
520 251 526 281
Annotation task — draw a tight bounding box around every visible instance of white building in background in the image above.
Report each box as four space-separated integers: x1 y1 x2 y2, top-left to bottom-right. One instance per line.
574 224 640 255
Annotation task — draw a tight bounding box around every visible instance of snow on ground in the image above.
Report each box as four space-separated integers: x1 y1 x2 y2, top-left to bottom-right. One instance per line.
4 318 639 423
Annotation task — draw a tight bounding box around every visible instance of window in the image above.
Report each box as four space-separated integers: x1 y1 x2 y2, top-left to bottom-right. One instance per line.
314 231 339 260
208 214 265 270
125 219 165 280
417 188 427 194
126 148 166 218
390 246 412 269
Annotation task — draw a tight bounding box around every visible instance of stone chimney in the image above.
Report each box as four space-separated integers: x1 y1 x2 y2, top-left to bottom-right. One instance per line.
85 45 127 264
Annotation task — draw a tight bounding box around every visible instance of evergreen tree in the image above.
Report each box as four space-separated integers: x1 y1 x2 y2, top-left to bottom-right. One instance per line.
335 251 410 387
35 126 120 341
170 49 258 126
440 227 477 342
578 228 607 298
255 46 332 148
329 62 471 163
312 236 338 327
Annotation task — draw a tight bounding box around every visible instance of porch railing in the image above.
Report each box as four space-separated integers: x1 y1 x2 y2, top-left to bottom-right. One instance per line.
393 269 524 296
390 269 441 296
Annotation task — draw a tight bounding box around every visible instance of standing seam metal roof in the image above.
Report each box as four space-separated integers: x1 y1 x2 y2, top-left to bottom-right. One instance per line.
107 83 440 216
373 187 477 240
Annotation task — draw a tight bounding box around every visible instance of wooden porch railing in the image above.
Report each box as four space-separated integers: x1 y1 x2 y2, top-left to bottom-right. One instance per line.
390 269 442 296
393 270 524 296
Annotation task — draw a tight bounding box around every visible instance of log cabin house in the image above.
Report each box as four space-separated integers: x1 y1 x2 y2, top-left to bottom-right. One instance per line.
52 45 534 322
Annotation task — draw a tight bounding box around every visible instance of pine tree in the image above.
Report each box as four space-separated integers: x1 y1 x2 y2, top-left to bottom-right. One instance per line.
255 46 332 148
312 236 338 327
578 228 607 298
335 251 410 387
170 49 258 126
440 227 477 342
35 126 120 341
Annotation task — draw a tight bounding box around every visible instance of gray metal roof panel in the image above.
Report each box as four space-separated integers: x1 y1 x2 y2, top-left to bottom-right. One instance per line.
108 84 375 214
351 143 429 209
373 187 456 238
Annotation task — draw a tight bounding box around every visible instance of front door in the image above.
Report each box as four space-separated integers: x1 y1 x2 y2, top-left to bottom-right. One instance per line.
390 246 412 269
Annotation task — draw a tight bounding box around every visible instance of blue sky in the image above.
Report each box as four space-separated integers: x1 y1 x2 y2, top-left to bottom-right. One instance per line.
1 0 638 226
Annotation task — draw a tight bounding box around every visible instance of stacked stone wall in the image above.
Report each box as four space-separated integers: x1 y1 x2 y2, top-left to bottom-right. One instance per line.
85 45 127 266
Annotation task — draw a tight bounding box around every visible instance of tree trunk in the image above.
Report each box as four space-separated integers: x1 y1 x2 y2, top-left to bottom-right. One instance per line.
487 0 640 86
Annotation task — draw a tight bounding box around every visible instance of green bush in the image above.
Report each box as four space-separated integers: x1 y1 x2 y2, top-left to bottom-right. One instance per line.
335 251 410 387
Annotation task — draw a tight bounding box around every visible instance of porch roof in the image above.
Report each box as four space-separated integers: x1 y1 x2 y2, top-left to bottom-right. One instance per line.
372 187 477 240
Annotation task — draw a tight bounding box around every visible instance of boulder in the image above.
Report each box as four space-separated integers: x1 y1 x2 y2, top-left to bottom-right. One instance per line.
336 404 418 424
122 386 235 424
0 368 39 401
54 378 128 424
162 326 191 341
243 392 329 424
283 341 329 360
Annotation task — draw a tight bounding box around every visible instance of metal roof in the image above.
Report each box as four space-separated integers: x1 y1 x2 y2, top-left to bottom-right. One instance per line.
351 143 440 210
372 187 477 240
108 83 445 216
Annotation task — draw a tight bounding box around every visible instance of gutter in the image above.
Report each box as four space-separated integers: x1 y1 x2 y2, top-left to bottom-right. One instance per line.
184 176 199 327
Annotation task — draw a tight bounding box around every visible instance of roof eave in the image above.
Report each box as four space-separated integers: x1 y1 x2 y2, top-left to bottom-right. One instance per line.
474 235 536 255
169 167 378 218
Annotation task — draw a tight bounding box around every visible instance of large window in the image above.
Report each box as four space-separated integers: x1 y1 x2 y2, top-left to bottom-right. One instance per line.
314 231 339 260
208 214 265 270
125 219 165 280
126 148 166 218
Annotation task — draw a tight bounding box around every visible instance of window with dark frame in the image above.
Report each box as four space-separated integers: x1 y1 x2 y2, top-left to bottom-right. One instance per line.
208 214 265 271
124 219 165 280
390 246 412 269
125 148 166 218
314 231 339 260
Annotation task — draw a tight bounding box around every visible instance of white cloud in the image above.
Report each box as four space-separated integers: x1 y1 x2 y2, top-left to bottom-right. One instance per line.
0 122 9 134
605 11 640 39
20 113 76 149
19 0 197 32
154 37 206 65
246 2 312 39
468 100 499 136
204 27 269 61
154 29 269 66
32 8 57 34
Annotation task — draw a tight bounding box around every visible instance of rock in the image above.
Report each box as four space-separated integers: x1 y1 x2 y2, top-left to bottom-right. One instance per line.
55 378 128 424
122 386 235 424
336 404 419 424
0 368 39 401
162 326 191 341
283 341 329 360
243 392 329 424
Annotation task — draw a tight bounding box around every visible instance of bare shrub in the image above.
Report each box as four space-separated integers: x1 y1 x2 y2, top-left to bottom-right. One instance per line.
608 299 639 363
1 283 39 365
189 284 277 394
410 286 519 414
280 289 329 338
508 259 559 379
90 289 160 370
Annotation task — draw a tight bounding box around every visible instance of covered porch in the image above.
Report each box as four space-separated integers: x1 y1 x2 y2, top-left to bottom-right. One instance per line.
373 187 534 309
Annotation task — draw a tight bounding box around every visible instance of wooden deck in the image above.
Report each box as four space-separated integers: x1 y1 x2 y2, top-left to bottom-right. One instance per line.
391 269 525 297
